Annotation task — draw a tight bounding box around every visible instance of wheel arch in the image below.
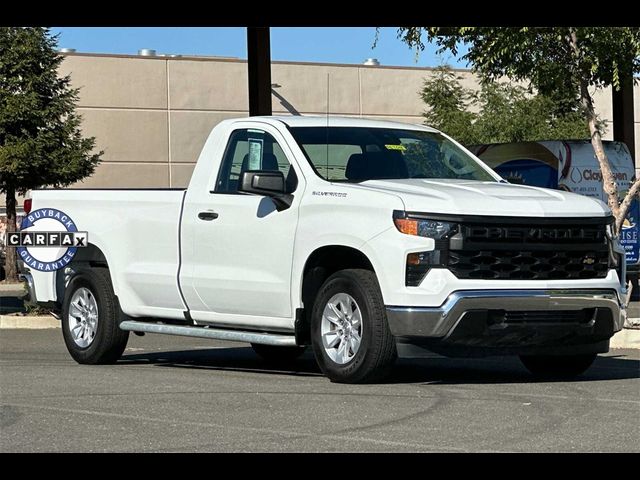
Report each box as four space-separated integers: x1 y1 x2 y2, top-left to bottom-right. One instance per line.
296 245 377 344
55 243 113 304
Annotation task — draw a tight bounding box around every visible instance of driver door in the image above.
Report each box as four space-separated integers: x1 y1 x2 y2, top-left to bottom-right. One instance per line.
180 124 302 329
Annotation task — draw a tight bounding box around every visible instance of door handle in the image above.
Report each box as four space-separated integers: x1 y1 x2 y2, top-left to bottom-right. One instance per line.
198 211 219 221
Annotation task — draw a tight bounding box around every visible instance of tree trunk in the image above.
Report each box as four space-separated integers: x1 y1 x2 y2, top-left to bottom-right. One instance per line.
577 79 640 314
3 187 19 282
568 29 627 233
578 78 640 232
578 78 622 223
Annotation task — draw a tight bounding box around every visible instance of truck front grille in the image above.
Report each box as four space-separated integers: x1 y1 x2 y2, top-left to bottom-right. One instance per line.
446 218 610 281
448 249 609 280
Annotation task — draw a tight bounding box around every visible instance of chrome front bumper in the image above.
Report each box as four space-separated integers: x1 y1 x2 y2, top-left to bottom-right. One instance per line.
386 289 625 339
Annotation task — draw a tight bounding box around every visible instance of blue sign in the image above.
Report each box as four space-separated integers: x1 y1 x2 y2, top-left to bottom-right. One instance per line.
493 159 558 189
620 198 639 264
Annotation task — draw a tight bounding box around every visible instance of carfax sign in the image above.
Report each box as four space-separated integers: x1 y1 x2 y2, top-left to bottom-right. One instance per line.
5 208 88 272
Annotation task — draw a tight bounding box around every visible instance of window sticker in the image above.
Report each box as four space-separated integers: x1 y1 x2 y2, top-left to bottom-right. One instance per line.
385 144 406 151
248 138 263 170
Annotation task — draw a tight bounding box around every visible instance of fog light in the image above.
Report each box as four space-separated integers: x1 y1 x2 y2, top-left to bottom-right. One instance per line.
406 251 443 286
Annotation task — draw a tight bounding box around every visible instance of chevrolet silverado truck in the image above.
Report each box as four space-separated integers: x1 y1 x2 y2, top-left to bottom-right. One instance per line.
22 117 627 383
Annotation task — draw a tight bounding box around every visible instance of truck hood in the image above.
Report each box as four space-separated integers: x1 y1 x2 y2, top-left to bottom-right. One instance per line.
349 179 610 218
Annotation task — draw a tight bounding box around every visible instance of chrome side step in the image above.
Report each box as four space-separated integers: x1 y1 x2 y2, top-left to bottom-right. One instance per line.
119 320 297 346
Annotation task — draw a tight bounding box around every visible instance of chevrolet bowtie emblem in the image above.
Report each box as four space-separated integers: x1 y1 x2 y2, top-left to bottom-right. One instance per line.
583 256 596 265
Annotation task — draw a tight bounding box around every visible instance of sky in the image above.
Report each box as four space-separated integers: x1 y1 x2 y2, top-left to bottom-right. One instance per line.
50 27 469 68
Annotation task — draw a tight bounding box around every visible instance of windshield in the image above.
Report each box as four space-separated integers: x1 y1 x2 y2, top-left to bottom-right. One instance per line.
289 127 497 182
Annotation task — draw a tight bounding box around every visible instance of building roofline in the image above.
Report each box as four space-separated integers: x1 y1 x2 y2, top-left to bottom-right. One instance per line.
59 51 472 73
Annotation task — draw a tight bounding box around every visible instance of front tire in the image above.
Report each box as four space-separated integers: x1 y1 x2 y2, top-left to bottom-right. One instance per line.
62 268 129 364
520 354 597 378
311 269 397 383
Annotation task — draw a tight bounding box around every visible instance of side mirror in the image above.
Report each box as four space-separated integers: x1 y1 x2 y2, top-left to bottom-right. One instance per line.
240 170 285 195
239 170 293 211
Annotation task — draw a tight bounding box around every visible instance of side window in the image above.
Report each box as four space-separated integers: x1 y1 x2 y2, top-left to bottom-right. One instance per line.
215 129 298 193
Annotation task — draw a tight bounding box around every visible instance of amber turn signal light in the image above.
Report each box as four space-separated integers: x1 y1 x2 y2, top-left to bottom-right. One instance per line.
394 218 418 236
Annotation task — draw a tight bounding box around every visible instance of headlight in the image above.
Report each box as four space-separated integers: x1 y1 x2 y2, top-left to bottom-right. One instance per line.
605 217 621 268
605 218 616 242
605 217 626 286
393 211 458 286
393 211 458 239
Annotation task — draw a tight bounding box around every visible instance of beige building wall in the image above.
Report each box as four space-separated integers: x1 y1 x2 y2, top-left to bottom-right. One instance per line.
33 53 640 191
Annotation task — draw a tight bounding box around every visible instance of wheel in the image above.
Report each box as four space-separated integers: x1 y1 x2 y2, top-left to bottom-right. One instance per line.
520 354 597 378
251 343 306 363
310 269 397 383
61 268 129 364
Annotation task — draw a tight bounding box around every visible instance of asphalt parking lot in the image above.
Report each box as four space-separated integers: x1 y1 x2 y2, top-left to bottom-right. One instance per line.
1 329 639 452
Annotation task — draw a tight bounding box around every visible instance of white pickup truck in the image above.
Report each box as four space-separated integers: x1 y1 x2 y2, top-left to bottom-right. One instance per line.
23 116 627 383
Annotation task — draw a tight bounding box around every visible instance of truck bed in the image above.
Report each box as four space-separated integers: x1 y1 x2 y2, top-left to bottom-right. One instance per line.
29 188 188 318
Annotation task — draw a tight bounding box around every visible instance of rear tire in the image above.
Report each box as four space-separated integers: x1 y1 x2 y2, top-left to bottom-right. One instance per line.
520 353 597 378
311 269 397 383
61 268 129 364
251 343 306 363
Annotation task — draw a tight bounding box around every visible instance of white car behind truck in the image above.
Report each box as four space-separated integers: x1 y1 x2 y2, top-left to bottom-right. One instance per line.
22 117 627 383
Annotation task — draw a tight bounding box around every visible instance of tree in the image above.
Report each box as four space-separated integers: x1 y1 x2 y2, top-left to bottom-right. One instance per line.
420 66 479 145
421 65 592 145
398 27 640 234
0 27 101 282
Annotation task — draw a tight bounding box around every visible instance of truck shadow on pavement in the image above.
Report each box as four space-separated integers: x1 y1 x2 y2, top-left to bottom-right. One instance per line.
392 354 640 384
119 347 640 385
119 347 323 378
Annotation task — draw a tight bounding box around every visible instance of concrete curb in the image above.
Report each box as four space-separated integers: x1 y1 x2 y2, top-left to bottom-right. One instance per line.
1 314 639 348
0 315 60 329
0 282 25 288
0 284 26 294
610 327 640 349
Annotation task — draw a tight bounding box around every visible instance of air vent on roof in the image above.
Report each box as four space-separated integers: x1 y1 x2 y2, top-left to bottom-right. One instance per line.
138 49 157 56
59 48 76 53
363 58 380 66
